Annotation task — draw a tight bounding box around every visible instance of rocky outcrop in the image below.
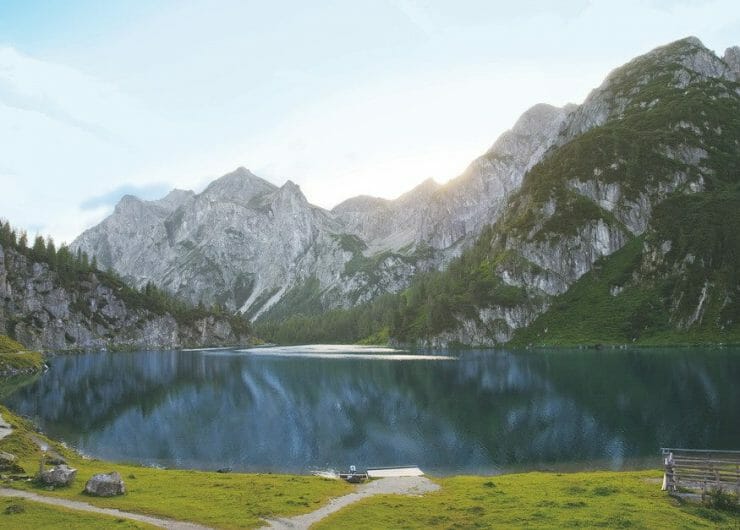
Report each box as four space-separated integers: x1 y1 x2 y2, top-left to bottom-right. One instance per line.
38 464 77 487
397 36 740 347
334 103 573 254
0 243 251 351
723 46 740 81
0 451 24 473
84 472 125 496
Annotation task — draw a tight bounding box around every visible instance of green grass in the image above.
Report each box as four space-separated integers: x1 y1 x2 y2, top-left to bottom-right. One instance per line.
315 471 738 529
0 405 352 529
1 404 736 528
0 498 156 529
0 335 27 353
0 335 45 375
513 190 740 347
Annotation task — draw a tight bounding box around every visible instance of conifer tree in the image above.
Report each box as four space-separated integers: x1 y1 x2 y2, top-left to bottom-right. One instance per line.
32 235 46 260
46 237 57 264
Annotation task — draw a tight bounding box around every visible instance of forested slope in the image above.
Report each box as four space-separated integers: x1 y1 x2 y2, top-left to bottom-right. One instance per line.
258 37 740 347
0 221 252 351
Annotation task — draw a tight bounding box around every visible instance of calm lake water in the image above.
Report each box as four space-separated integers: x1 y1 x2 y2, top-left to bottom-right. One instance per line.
3 346 739 475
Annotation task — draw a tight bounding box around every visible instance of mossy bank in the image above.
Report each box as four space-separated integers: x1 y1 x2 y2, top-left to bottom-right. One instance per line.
0 335 44 377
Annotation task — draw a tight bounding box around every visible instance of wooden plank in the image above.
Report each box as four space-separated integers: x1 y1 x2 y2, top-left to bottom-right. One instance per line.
672 467 738 476
672 466 739 474
672 458 740 466
674 474 736 482
674 476 737 485
672 467 739 476
662 448 740 455
366 467 424 478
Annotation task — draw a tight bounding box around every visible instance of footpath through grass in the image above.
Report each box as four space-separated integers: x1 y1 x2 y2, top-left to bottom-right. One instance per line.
1 497 156 529
315 471 739 529
0 405 352 529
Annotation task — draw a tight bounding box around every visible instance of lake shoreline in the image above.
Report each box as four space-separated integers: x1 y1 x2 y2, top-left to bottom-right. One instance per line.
23 337 740 361
0 405 732 529
4 346 738 478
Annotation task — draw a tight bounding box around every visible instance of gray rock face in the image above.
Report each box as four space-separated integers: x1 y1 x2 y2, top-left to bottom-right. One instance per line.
73 105 572 318
335 103 573 254
38 464 77 487
71 37 737 327
724 46 740 80
558 37 737 144
410 37 739 346
0 243 250 351
84 471 125 496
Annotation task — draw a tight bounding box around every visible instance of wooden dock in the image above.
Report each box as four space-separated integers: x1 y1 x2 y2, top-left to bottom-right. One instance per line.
366 466 424 478
335 465 426 483
661 447 740 495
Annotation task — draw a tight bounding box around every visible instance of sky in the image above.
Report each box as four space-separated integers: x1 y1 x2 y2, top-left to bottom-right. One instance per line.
0 0 738 244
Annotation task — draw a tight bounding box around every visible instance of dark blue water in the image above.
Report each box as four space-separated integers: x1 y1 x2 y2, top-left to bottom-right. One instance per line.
2 346 738 475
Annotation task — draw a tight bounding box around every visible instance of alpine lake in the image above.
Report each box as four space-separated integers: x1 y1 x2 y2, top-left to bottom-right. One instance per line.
2 345 738 475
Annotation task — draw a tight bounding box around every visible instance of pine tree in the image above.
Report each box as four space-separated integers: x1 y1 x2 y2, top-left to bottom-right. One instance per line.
0 222 15 247
32 235 46 260
46 237 57 264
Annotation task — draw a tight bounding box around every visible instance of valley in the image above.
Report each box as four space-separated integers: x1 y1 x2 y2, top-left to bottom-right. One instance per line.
1 31 739 529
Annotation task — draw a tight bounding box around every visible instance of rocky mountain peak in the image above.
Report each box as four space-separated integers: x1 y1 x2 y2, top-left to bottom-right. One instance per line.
559 37 737 144
332 195 390 215
724 46 740 79
676 35 704 48
113 194 143 214
201 166 277 204
72 36 739 323
279 179 302 193
271 179 311 210
398 178 440 203
509 103 565 137
482 103 571 162
155 189 195 212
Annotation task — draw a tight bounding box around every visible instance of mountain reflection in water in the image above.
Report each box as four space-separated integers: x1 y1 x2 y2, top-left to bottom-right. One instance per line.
2 347 738 474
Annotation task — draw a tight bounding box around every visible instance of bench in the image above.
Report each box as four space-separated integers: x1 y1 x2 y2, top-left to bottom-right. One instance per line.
661 448 740 495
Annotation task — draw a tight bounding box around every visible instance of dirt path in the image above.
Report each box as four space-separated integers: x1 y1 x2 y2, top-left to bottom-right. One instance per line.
0 488 213 530
265 476 440 529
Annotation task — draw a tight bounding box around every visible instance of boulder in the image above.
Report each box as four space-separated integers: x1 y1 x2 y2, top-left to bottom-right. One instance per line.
0 451 24 473
0 451 17 468
38 464 77 487
84 471 125 497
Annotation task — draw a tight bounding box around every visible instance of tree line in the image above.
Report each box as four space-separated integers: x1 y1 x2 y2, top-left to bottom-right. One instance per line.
0 219 250 336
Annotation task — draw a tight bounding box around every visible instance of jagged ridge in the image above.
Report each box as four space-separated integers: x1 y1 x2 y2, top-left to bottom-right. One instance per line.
74 37 739 347
257 36 740 346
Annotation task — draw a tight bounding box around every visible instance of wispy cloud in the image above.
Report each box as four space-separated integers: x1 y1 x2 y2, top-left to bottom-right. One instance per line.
0 77 116 142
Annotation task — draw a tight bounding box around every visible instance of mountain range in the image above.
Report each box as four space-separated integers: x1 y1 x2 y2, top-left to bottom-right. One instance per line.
72 36 740 347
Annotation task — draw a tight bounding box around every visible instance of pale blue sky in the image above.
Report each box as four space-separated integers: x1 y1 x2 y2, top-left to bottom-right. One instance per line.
1 0 738 242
